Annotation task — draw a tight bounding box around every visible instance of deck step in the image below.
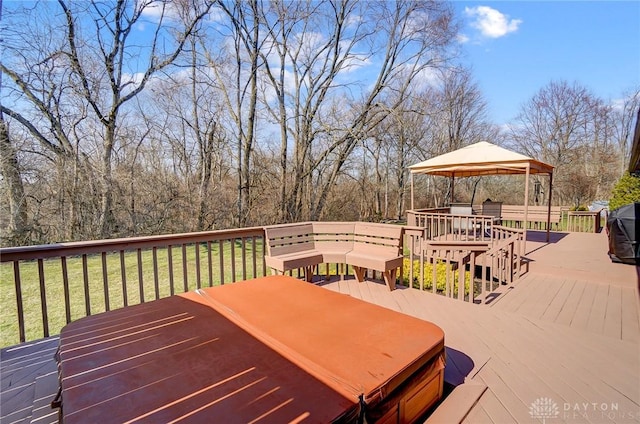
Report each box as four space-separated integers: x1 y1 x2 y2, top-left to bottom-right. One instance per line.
426 382 487 424
30 372 59 424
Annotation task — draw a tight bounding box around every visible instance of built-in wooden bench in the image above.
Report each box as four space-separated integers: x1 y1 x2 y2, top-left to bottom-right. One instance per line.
497 205 562 230
264 221 405 290
263 222 323 284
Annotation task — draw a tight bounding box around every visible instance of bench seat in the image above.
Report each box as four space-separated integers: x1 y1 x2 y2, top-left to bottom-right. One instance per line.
264 221 406 290
499 205 562 229
313 221 355 264
263 250 324 274
346 250 403 271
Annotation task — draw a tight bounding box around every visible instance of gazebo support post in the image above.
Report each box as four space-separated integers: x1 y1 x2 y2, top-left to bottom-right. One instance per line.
410 173 414 210
450 176 455 205
523 164 530 254
546 172 553 242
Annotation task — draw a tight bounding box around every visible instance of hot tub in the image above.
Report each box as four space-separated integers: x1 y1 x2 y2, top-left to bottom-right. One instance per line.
57 275 445 423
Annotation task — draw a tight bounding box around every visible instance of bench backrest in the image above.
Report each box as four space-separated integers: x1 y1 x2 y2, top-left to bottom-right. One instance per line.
264 222 315 256
351 222 403 257
312 222 355 250
501 205 562 223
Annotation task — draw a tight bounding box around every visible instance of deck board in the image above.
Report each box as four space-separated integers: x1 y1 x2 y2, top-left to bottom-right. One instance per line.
470 388 517 424
322 277 638 422
518 277 563 319
492 273 639 343
621 287 640 342
586 283 609 334
1 337 59 424
474 365 533 423
603 284 623 339
570 280 598 330
539 278 577 322
553 279 588 326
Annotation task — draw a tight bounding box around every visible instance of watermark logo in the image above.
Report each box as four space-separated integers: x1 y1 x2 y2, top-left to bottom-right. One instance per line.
529 397 559 423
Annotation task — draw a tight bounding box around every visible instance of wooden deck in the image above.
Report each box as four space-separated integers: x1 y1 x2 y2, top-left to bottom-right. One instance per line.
1 231 638 423
320 231 639 423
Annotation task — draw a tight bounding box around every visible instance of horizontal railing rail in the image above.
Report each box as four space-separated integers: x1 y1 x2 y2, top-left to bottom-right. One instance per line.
410 205 603 233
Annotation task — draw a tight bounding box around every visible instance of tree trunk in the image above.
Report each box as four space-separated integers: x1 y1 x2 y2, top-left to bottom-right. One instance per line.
0 117 29 245
99 122 116 238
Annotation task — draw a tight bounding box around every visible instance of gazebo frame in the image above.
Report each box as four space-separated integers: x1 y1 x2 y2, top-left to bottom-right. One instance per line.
409 142 555 243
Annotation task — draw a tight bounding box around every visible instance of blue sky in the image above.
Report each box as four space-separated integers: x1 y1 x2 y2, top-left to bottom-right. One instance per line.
3 0 637 129
453 1 640 125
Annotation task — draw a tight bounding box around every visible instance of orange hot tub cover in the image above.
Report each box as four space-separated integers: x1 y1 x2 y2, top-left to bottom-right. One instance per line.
57 275 445 423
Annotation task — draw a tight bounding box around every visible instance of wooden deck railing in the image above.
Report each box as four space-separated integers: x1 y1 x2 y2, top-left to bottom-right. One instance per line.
0 221 528 347
409 205 604 233
403 216 525 303
566 210 604 233
0 227 266 346
485 226 525 285
406 209 495 242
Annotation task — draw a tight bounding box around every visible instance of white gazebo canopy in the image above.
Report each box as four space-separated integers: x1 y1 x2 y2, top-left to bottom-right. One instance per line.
409 141 555 242
409 141 554 177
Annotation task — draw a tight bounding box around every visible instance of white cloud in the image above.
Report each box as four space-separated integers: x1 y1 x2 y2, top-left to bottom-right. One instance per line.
457 33 470 44
464 6 522 39
611 97 626 112
139 1 171 20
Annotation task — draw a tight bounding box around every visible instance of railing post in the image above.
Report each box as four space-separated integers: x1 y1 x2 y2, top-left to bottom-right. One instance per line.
37 259 49 338
61 257 71 324
138 249 145 302
468 252 476 303
102 252 110 311
13 262 26 343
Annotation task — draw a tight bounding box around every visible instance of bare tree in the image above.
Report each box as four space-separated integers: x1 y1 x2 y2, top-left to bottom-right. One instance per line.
366 99 428 220
0 6 28 245
2 0 212 238
2 2 95 240
508 80 635 206
408 68 495 206
270 0 456 221
509 81 597 205
209 0 265 227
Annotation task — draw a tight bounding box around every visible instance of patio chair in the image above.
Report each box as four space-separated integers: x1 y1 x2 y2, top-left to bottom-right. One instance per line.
481 200 502 236
450 203 476 236
481 200 502 221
